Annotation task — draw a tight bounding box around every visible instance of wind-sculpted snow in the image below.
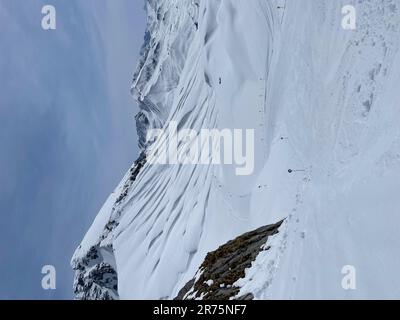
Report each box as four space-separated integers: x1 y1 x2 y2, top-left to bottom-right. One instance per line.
131 0 200 148
73 0 400 299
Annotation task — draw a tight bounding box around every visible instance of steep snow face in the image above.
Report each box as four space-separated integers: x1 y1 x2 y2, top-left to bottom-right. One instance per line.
73 0 400 299
254 0 400 299
131 0 200 148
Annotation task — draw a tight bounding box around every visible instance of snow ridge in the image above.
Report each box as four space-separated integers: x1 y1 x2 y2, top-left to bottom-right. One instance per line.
131 0 200 148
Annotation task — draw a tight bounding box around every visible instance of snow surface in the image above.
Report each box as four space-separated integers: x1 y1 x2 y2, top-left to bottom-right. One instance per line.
73 0 400 299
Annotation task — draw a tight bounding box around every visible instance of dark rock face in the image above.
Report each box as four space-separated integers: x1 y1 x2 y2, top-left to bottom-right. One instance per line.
175 220 284 300
73 246 118 300
116 152 146 204
71 152 147 300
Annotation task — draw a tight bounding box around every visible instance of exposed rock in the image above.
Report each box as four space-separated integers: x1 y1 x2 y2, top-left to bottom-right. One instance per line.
71 152 147 300
175 220 284 300
73 246 118 300
116 152 146 204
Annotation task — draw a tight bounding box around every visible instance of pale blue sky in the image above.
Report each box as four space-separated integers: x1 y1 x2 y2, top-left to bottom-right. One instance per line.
0 0 145 299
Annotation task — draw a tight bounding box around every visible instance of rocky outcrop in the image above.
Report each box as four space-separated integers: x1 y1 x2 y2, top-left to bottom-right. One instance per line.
71 152 146 300
72 246 118 300
175 220 284 300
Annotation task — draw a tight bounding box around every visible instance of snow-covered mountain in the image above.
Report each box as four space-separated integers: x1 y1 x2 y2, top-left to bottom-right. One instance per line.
72 0 400 299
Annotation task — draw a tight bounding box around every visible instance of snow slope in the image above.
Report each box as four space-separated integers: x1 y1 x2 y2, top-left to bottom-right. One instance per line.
73 0 400 299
